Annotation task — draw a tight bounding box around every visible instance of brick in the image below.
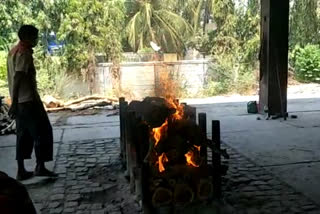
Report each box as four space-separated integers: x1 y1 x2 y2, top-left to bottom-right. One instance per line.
50 207 63 214
49 202 61 209
64 207 76 213
91 210 106 214
66 194 81 201
65 201 78 208
51 194 64 201
91 203 103 210
86 158 96 163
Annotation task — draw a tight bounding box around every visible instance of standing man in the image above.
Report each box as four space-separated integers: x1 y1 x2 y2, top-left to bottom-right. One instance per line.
7 25 56 180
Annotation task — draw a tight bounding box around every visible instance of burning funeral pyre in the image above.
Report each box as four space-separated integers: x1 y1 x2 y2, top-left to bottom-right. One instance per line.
119 96 229 212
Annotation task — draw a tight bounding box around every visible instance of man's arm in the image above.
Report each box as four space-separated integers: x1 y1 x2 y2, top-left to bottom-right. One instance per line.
8 72 25 118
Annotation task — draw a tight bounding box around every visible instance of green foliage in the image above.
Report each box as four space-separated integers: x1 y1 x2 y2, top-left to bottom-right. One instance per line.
0 51 8 96
3 0 320 98
0 0 126 98
0 51 7 81
186 30 216 55
290 45 320 83
58 0 125 71
204 0 259 95
0 1 33 45
126 0 192 53
290 0 319 48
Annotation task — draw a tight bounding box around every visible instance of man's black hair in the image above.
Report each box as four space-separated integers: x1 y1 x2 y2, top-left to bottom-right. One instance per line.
18 25 39 41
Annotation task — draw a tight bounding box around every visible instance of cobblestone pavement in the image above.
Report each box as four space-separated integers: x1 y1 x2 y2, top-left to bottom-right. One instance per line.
41 139 141 214
221 143 320 214
36 138 320 214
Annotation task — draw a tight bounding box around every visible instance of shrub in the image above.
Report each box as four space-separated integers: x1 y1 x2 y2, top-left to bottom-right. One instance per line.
290 44 320 82
0 51 9 96
35 54 78 99
0 51 7 82
203 53 258 97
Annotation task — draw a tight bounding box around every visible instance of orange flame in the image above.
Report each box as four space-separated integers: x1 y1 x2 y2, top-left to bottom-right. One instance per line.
157 153 169 173
194 145 201 152
151 97 186 173
152 119 168 147
185 150 200 167
167 99 184 120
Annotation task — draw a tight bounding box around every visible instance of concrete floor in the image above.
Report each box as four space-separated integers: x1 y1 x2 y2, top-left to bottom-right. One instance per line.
189 97 320 206
0 97 320 209
0 113 119 184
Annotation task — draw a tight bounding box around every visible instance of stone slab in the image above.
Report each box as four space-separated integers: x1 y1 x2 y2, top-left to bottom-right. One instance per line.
0 142 58 181
288 98 320 112
0 129 63 147
48 113 62 125
221 125 320 166
188 98 320 207
267 162 320 205
62 126 120 142
284 111 320 128
66 114 119 126
186 97 320 117
203 114 291 134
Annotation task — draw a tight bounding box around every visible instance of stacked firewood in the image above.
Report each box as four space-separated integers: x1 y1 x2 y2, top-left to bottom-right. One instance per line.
147 119 214 207
127 97 217 208
149 166 214 207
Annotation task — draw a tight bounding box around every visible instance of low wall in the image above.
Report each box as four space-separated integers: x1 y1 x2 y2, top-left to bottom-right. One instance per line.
95 60 208 99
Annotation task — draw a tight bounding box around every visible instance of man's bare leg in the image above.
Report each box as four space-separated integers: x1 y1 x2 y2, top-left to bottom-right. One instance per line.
16 160 33 180
34 160 57 177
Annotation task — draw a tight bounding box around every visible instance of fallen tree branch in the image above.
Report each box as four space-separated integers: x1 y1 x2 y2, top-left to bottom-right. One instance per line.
43 95 64 108
68 100 112 111
46 107 68 113
64 95 117 106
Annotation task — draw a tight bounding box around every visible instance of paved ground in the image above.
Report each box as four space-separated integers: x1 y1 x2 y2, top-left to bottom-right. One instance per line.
0 97 320 213
188 97 320 207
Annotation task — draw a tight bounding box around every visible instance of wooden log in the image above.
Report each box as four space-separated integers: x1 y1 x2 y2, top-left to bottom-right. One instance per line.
152 187 173 207
46 100 112 112
64 95 116 106
198 113 207 163
197 179 213 201
189 106 197 122
141 163 152 214
46 107 68 113
173 183 194 205
136 119 149 166
68 100 111 111
124 110 132 179
134 167 142 201
126 111 136 193
174 99 179 106
152 178 163 187
212 120 221 199
133 116 143 197
43 95 63 108
168 179 176 187
122 101 128 168
119 97 125 160
128 97 175 128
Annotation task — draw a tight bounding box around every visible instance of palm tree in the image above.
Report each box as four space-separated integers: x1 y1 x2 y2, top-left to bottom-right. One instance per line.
126 0 192 53
175 0 207 33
